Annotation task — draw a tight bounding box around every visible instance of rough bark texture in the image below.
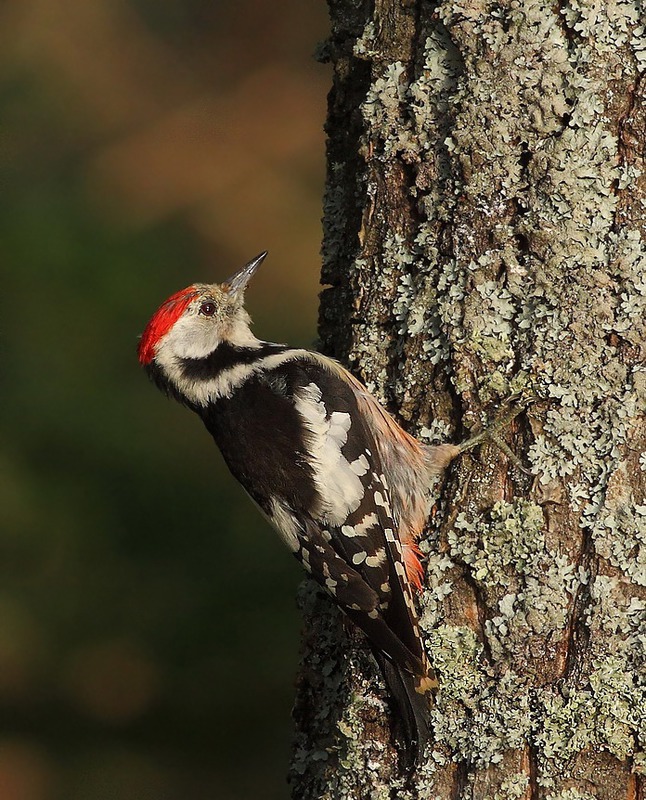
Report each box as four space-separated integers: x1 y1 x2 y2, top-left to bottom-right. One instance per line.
290 1 645 798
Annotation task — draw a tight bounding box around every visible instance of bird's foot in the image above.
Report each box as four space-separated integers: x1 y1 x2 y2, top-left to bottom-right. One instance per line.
456 397 534 474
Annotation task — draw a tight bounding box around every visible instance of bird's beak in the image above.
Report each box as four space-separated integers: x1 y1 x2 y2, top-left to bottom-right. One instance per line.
224 251 268 299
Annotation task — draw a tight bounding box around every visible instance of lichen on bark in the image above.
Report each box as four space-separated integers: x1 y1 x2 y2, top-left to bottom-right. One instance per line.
290 1 646 798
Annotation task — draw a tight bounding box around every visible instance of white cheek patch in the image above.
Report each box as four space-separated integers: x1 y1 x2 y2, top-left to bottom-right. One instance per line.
153 316 224 406
295 382 366 526
162 305 256 361
153 306 270 406
165 314 224 360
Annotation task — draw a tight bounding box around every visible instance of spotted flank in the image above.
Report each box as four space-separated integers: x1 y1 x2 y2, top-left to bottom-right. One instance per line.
293 522 381 614
290 367 433 682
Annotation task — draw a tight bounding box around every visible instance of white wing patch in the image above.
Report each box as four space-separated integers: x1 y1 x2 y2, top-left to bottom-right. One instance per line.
295 382 366 526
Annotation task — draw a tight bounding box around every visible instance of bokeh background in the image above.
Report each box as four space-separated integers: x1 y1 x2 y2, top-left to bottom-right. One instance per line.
1 2 328 798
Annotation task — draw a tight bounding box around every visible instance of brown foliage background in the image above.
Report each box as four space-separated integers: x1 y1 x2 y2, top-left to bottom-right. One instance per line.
0 2 327 798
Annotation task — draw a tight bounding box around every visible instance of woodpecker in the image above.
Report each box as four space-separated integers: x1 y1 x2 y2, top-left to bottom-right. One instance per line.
137 252 508 763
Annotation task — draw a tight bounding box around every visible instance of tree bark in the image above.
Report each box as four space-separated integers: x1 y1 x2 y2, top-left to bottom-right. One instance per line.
290 1 645 798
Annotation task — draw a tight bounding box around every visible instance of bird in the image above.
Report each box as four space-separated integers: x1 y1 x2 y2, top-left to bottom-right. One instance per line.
137 251 516 765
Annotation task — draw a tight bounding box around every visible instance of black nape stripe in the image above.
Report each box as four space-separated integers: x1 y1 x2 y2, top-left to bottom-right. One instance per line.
180 342 286 381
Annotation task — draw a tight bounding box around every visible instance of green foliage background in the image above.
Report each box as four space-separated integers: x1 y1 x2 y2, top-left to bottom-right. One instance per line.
0 2 327 797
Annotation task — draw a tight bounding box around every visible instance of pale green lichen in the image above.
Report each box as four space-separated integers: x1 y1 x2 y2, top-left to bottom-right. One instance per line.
419 553 456 630
464 280 517 367
427 625 486 702
447 500 582 663
634 751 646 775
390 233 428 338
353 19 377 60
361 61 415 158
591 488 646 586
429 626 532 766
532 577 645 785
449 500 546 587
383 232 453 369
534 665 640 771
546 789 597 800
561 0 646 68
419 419 452 444
336 689 384 768
492 774 531 800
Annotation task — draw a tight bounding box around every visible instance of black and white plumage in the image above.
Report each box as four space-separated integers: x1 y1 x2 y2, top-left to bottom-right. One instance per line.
138 252 463 762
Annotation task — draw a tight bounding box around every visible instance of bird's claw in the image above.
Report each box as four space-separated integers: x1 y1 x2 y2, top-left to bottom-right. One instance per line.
456 397 534 474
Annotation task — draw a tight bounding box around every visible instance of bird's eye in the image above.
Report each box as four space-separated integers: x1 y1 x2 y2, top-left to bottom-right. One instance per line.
199 301 217 317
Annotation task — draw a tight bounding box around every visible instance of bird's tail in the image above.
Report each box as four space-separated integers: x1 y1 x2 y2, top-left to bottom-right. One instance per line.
373 652 434 768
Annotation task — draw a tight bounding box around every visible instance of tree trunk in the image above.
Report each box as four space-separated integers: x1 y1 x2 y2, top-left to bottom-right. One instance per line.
290 1 645 798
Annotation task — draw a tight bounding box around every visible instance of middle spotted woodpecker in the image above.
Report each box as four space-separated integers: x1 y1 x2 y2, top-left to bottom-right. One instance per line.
138 252 518 763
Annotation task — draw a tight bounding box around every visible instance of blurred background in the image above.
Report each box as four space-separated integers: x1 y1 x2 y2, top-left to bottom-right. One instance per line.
0 1 328 798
